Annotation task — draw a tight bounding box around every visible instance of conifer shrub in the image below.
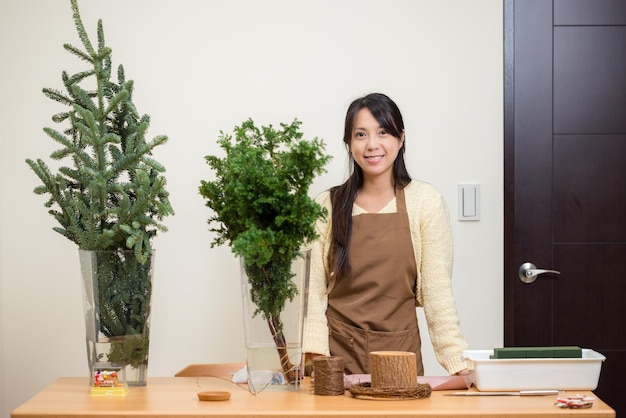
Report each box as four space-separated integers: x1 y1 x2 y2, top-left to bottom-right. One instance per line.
199 119 330 382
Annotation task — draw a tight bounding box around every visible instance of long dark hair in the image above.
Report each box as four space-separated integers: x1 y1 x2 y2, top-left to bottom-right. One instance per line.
328 93 411 281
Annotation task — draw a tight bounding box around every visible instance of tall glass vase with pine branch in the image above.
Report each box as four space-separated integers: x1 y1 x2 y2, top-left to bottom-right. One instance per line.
26 0 174 387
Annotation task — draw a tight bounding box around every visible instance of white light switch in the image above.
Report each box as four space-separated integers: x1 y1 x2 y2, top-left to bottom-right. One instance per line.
458 184 480 221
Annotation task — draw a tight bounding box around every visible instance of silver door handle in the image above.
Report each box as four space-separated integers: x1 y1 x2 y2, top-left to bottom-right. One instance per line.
518 262 560 283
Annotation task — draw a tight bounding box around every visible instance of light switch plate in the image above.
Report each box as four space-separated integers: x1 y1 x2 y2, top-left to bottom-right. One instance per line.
458 183 480 221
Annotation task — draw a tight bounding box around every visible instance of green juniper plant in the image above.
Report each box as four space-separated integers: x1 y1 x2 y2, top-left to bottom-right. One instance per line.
26 0 173 372
199 118 330 383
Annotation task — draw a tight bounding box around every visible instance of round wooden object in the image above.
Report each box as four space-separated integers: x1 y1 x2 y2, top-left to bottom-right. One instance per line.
197 391 231 401
370 351 418 389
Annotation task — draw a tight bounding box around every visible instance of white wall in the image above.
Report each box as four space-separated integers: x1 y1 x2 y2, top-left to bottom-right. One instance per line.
0 0 503 416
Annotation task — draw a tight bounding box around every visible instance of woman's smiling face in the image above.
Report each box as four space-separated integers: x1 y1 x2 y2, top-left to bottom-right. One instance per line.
349 108 404 182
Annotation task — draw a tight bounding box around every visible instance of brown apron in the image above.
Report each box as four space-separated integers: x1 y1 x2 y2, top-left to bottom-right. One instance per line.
326 187 424 375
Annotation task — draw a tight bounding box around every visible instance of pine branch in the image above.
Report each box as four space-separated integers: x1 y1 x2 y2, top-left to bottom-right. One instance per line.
65 69 96 85
26 0 173 263
63 43 94 64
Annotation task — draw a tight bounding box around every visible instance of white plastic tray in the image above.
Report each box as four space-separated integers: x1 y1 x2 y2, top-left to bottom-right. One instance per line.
462 349 605 391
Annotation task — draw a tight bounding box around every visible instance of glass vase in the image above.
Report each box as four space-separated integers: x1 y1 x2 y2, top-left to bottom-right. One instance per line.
240 249 310 394
79 249 155 387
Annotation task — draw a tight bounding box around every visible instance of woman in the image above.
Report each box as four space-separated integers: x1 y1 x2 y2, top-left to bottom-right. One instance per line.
303 93 469 376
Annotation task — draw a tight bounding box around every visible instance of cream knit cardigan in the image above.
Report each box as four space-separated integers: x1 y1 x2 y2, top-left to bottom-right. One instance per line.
303 179 469 375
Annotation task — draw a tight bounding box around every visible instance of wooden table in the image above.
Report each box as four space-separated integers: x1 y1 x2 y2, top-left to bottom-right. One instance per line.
11 377 615 417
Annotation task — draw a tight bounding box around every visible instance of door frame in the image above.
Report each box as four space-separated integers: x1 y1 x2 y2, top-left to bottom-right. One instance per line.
503 0 515 346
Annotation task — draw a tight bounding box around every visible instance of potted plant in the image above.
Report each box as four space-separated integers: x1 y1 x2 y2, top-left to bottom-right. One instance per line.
199 118 330 392
25 0 174 387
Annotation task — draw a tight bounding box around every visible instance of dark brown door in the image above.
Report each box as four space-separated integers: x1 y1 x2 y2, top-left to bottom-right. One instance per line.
504 0 626 415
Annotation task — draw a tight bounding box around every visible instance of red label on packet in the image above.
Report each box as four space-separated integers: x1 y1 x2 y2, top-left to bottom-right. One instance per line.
556 394 594 409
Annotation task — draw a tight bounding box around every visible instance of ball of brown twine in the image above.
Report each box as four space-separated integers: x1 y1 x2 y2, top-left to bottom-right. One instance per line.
313 356 345 396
